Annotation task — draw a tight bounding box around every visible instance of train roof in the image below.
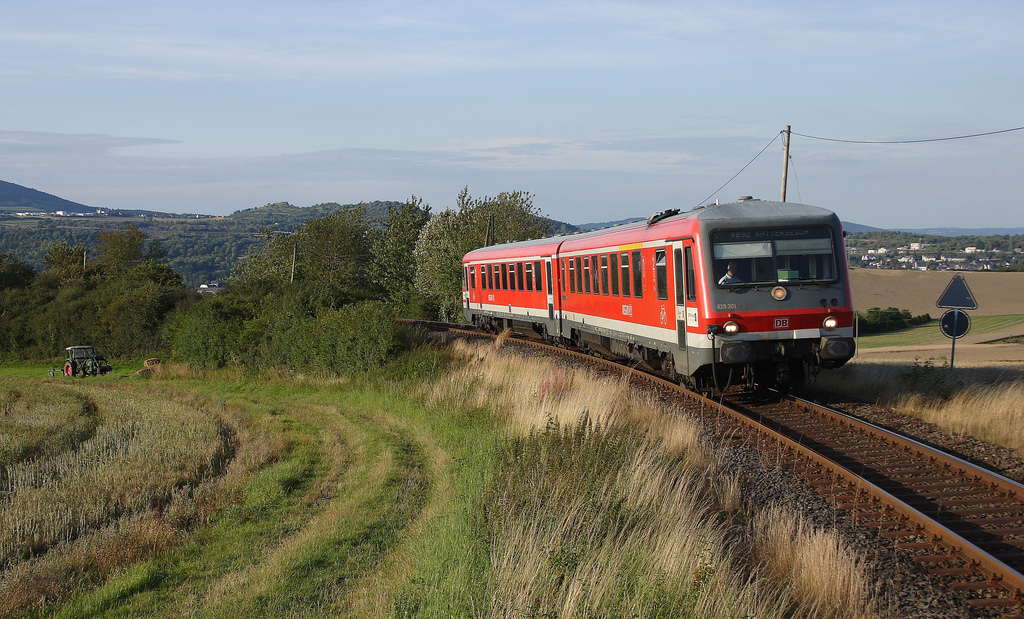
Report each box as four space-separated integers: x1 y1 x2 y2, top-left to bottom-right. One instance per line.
463 199 840 261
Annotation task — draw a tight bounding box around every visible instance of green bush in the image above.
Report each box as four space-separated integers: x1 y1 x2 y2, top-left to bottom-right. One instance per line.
310 301 399 374
856 307 931 334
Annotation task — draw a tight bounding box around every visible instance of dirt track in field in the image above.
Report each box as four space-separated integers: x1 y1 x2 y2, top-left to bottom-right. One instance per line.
849 269 1024 367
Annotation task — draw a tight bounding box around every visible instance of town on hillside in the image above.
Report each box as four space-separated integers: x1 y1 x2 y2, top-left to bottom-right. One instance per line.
844 233 1024 271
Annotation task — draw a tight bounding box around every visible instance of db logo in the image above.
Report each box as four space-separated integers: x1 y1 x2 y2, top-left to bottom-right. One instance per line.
774 317 790 329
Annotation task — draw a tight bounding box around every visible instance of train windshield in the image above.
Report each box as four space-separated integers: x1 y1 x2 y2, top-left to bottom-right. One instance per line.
711 227 837 286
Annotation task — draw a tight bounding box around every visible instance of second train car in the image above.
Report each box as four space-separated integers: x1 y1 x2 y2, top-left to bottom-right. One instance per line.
461 198 856 391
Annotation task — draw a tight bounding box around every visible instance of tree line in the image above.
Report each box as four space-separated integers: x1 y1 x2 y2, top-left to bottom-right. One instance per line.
0 189 551 371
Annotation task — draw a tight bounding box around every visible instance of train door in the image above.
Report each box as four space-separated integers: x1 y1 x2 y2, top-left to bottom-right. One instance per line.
673 240 697 377
545 259 554 324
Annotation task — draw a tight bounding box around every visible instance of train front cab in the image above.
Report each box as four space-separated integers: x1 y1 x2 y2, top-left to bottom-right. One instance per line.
693 208 856 389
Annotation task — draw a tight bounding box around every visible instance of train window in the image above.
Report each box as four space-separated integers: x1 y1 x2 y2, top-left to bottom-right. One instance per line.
491 264 498 290
685 247 696 302
463 266 468 290
535 260 543 292
591 256 600 295
501 263 508 290
711 227 837 286
599 254 609 295
507 263 515 291
655 249 668 300
470 266 476 290
568 259 576 293
524 262 533 291
516 262 525 291
620 253 630 298
575 257 583 292
610 253 619 296
583 258 591 293
561 260 567 292
632 250 643 298
545 261 552 295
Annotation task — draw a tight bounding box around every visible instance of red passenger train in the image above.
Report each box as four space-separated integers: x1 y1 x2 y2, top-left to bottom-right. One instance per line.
461 198 856 391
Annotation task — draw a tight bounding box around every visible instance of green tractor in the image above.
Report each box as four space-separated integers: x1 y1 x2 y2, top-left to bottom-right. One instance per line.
62 345 112 377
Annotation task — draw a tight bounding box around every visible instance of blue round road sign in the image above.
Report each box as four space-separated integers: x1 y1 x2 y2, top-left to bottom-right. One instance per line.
940 309 971 339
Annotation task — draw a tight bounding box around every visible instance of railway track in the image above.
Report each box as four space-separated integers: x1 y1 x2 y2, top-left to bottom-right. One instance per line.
405 319 1024 612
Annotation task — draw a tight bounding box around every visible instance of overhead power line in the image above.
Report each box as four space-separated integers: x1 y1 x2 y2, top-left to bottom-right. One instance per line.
696 131 782 207
791 125 1024 144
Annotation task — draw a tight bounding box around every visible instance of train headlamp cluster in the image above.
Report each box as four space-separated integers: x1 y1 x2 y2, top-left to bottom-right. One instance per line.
823 316 838 331
723 321 740 335
771 286 788 301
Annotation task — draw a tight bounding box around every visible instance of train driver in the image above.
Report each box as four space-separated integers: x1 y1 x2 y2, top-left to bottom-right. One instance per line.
718 261 741 285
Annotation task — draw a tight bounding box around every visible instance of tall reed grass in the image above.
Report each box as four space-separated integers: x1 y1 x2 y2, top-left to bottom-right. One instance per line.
428 340 878 618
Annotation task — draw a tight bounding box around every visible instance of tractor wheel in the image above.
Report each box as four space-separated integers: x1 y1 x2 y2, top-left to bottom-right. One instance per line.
63 361 74 377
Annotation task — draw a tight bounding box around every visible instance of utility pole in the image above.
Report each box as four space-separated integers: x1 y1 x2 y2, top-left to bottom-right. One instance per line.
290 243 296 284
82 249 87 275
780 125 791 202
484 214 495 247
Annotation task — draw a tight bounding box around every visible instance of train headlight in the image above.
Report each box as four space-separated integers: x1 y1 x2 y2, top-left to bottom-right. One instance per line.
823 316 838 331
723 321 740 335
771 286 788 301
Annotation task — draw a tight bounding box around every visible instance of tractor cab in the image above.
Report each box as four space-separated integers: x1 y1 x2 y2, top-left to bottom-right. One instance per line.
63 346 112 377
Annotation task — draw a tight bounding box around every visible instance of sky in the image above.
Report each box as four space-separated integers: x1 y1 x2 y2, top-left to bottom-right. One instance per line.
1 1 1022 229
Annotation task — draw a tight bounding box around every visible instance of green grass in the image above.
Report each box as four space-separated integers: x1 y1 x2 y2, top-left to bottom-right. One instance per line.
857 314 1024 348
0 346 504 618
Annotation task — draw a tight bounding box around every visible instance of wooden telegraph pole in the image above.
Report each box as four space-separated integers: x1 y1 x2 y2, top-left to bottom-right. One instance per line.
780 125 791 202
290 243 296 284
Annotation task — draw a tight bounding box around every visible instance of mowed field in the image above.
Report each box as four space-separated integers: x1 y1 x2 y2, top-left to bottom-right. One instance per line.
848 269 1024 366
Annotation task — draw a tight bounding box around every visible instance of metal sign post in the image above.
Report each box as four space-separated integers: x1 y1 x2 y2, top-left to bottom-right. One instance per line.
936 274 978 376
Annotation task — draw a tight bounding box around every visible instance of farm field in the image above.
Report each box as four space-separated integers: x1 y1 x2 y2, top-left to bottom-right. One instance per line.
849 269 1024 318
0 345 876 619
849 270 1024 367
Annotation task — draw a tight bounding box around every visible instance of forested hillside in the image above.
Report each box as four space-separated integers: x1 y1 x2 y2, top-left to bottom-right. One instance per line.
0 201 401 287
0 198 578 288
0 189 562 362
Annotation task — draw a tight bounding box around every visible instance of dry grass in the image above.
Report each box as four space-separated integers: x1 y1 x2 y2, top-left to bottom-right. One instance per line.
751 505 875 619
431 340 878 618
898 382 1024 450
814 361 1024 452
0 381 287 614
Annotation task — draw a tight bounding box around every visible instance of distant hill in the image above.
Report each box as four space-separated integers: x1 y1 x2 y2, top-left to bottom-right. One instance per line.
892 227 1024 237
0 180 98 213
575 217 645 232
842 222 883 233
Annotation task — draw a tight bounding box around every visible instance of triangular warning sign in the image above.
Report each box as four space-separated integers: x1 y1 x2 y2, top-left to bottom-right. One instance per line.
936 274 978 310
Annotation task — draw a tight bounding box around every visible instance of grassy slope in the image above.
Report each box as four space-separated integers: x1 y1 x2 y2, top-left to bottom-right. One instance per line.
3 347 877 619
1 351 498 618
